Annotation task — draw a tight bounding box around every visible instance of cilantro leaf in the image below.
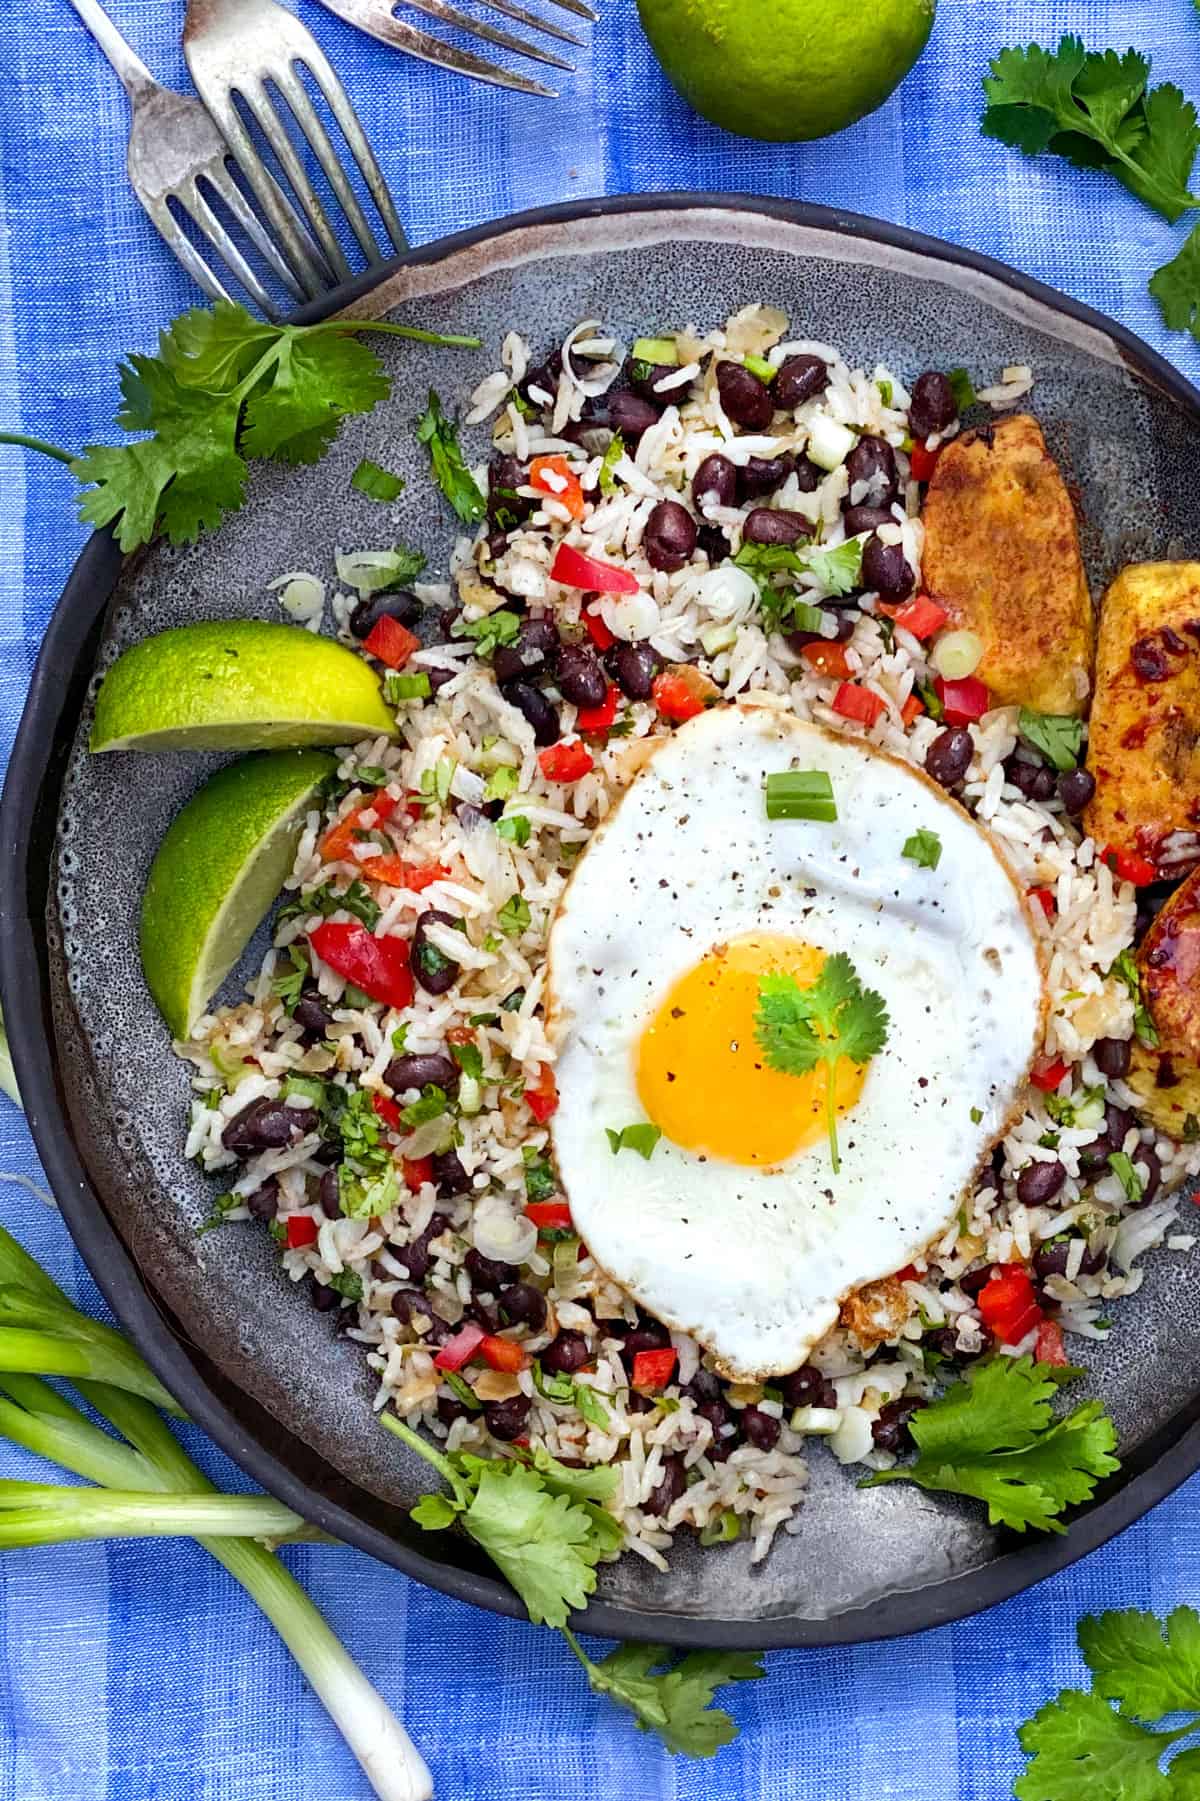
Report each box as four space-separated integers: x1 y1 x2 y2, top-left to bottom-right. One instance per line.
605 1123 662 1160
948 367 977 411
278 878 380 931
754 956 888 1173
1151 221 1200 338
351 458 406 502
1108 1149 1145 1205
498 893 531 938
453 609 522 658
1080 1607 1200 1720
1016 1687 1184 1801
270 944 310 1014
417 389 486 523
803 537 864 597
1018 706 1085 772
862 1356 1119 1533
902 828 943 870
1107 948 1159 1047
563 1633 764 1759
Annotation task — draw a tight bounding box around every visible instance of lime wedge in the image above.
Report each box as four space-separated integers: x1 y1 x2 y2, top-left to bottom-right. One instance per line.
91 620 397 752
140 749 336 1039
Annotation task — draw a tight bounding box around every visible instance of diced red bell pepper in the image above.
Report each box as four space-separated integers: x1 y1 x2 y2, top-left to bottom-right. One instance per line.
371 1091 403 1131
800 641 852 680
525 1064 559 1124
652 668 710 723
446 1025 475 1047
538 739 594 783
402 1156 433 1191
550 542 639 594
363 615 420 670
890 595 948 640
576 683 619 735
582 606 615 651
631 1347 677 1393
935 675 990 726
1035 1319 1069 1366
480 1334 529 1373
529 454 585 520
359 855 447 891
285 1214 319 1250
894 1264 919 1283
833 681 887 728
1101 844 1158 887
909 443 941 482
309 921 414 1011
1028 887 1056 919
435 1324 487 1372
976 1264 1042 1347
320 790 399 863
525 1199 573 1231
900 693 925 727
1031 1058 1070 1093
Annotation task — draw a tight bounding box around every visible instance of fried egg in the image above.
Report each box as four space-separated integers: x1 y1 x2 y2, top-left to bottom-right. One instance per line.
545 706 1046 1380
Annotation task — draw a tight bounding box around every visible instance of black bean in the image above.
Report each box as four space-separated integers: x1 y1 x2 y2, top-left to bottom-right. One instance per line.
629 359 676 401
846 436 899 507
792 454 823 494
465 1297 501 1335
1106 1102 1135 1146
1016 1159 1067 1206
740 1404 781 1451
492 615 560 685
1078 1136 1114 1176
349 590 421 640
682 1368 723 1405
908 372 958 439
738 453 795 502
1005 754 1051 801
431 1149 470 1198
464 1247 517 1292
692 452 737 510
436 1394 473 1427
716 360 774 431
775 354 830 410
696 523 731 563
487 454 533 529
484 1393 532 1442
605 390 661 440
391 1285 440 1326
1133 1144 1162 1207
926 1326 988 1363
643 1452 687 1517
385 1052 459 1096
959 1264 997 1297
247 1179 279 1221
293 990 333 1039
617 1319 672 1374
221 1098 310 1156
318 1168 342 1220
861 536 914 600
498 1282 548 1329
871 1395 927 1454
412 909 461 996
1094 1037 1132 1079
608 640 658 701
842 504 895 536
925 727 973 788
398 1214 450 1283
743 507 809 547
697 1401 735 1460
1058 768 1096 816
779 1364 838 1410
555 643 609 708
502 679 560 746
643 499 698 573
786 616 853 656
541 1330 590 1374
312 1139 341 1168
311 1279 340 1313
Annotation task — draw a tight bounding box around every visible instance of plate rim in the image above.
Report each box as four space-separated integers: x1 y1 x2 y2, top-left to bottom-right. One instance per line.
5 190 1200 1650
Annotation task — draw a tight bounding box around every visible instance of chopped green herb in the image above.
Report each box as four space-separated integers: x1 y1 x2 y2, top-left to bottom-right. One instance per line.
598 432 625 496
970 1106 984 1124
605 1123 663 1160
501 987 527 1013
947 367 977 412
453 609 522 659
916 679 944 721
1038 1131 1062 1150
196 1190 239 1236
498 893 531 938
339 1087 391 1172
270 944 310 1013
483 763 520 802
902 828 943 870
468 1012 499 1028
523 1151 557 1203
443 1370 481 1411
336 545 426 593
533 1361 577 1404
337 1165 399 1220
351 458 405 502
280 878 380 932
391 1024 409 1052
763 769 837 823
450 1042 484 1082
877 378 894 407
1184 1113 1200 1143
416 389 486 523
1018 707 1085 773
1107 948 1159 1047
1107 1150 1145 1205
384 671 432 704
283 1074 326 1107
497 814 531 846
754 956 889 1174
418 758 457 813
573 1384 612 1430
401 1084 449 1128
327 1269 363 1303
803 538 864 597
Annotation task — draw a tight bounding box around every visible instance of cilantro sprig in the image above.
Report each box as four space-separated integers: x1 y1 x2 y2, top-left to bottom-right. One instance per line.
754 955 889 1173
862 1356 1120 1533
1016 1606 1200 1799
561 1631 764 1758
40 301 478 552
416 390 486 523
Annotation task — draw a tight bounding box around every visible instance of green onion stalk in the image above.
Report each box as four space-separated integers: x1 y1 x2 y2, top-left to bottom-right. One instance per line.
0 1228 432 1801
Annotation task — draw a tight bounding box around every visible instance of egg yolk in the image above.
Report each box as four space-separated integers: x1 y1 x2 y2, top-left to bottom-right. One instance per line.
635 932 867 1168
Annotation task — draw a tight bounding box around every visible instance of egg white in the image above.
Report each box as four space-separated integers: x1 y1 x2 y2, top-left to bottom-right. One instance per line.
545 705 1046 1381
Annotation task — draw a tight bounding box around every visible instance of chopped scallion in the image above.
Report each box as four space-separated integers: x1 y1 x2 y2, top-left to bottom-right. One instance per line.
763 769 837 822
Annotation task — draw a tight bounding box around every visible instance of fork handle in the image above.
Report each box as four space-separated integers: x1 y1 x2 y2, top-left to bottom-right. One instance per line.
66 0 157 97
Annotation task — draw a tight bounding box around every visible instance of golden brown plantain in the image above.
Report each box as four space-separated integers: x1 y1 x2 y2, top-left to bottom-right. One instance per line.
1084 563 1200 873
1127 864 1200 1137
921 414 1092 715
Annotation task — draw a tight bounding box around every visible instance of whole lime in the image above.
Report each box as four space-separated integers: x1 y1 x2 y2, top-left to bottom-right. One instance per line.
637 0 936 143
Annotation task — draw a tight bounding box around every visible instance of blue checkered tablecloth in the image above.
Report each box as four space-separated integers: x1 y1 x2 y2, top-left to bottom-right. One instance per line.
3 2 1200 1795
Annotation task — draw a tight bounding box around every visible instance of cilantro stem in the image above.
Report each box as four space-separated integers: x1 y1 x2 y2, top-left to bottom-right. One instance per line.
380 1410 468 1502
312 323 483 350
825 1063 841 1175
0 431 76 466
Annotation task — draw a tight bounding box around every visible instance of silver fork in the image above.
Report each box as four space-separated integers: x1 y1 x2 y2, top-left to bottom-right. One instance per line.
184 0 409 302
313 0 596 97
66 0 313 319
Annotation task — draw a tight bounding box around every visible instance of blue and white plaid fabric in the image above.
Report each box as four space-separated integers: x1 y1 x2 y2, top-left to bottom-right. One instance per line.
3 2 1200 1794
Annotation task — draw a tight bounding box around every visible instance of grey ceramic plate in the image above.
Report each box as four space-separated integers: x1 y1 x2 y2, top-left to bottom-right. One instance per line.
6 195 1200 1650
